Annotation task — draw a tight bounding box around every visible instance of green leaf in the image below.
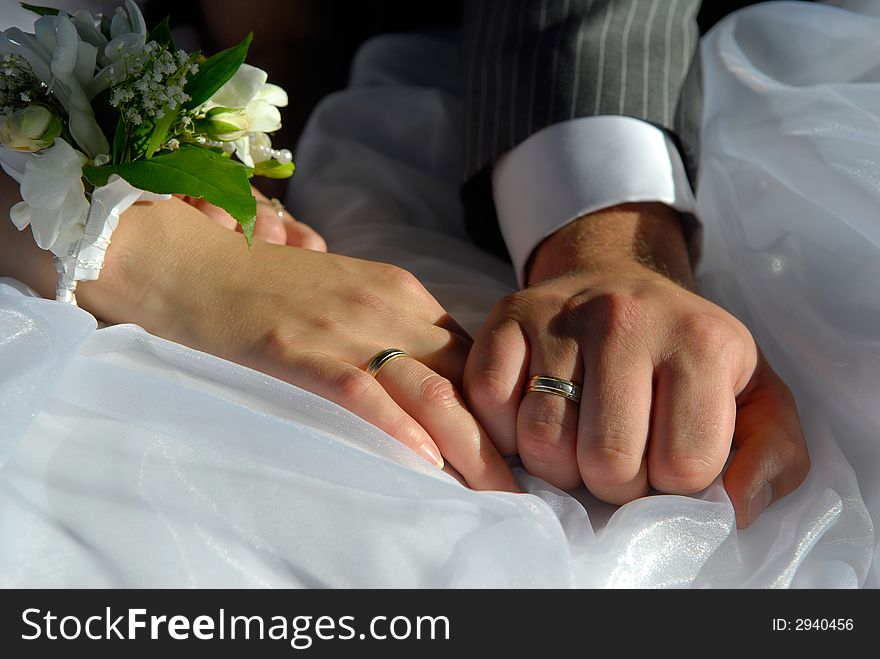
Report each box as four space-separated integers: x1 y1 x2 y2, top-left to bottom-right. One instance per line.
254 159 295 180
145 108 177 158
183 32 253 110
83 147 257 243
100 14 111 39
20 3 59 16
128 120 154 161
147 16 175 49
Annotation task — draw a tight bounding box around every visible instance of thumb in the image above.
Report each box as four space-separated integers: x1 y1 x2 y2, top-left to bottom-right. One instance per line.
724 353 810 528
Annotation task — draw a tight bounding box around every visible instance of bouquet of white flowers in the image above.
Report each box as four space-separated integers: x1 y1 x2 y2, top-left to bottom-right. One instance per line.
0 1 293 303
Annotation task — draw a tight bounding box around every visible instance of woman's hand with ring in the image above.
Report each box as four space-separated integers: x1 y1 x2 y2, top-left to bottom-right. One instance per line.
79 197 517 493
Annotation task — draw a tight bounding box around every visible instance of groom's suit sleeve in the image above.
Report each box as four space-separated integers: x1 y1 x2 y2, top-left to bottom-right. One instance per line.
462 0 704 284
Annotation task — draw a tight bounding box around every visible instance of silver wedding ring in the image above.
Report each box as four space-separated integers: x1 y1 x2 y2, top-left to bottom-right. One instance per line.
526 375 582 404
366 348 408 377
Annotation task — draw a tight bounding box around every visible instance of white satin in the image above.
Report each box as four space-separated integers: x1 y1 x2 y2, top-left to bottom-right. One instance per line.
0 3 877 587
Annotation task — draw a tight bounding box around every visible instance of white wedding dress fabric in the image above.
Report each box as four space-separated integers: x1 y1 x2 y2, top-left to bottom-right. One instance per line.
1 1 878 587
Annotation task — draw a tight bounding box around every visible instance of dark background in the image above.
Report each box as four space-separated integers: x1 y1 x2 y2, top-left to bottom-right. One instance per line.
144 0 768 151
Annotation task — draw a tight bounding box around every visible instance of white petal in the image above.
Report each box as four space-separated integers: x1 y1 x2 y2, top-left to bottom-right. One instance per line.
20 139 86 208
256 83 288 107
110 11 130 39
49 195 87 256
209 63 267 108
64 81 110 158
34 16 58 54
86 66 112 99
233 137 254 168
245 101 281 133
26 205 63 250
51 14 79 80
71 11 108 51
104 32 145 62
75 41 98 87
9 201 31 231
125 0 147 36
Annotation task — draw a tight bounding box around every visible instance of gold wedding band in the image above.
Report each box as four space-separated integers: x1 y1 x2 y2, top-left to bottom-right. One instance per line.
366 348 408 377
526 375 582 404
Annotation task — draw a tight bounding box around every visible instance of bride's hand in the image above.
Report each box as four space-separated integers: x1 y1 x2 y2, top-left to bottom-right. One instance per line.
77 197 517 493
181 186 327 251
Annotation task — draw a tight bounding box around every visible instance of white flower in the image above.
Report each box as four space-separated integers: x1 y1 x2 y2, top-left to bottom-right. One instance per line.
1 13 109 158
104 0 147 65
9 138 89 256
203 107 250 142
201 64 288 166
247 131 273 164
0 104 62 151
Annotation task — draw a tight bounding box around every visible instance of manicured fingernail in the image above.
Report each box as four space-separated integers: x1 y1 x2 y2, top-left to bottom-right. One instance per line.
746 481 774 527
420 442 444 468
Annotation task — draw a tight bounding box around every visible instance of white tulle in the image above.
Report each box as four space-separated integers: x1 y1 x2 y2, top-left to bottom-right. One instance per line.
0 2 878 587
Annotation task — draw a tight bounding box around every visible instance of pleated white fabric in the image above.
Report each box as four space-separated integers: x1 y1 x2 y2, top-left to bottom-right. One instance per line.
0 2 877 587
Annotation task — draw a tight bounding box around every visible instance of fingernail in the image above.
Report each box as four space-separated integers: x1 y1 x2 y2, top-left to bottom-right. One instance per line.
419 442 444 469
746 481 774 527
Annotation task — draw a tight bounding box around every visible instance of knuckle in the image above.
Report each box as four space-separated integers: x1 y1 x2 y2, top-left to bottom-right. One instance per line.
768 378 799 409
584 292 646 343
261 323 299 358
579 440 644 487
344 286 389 313
308 312 341 334
677 315 737 361
495 290 552 323
518 404 576 464
382 263 423 294
649 451 719 494
418 374 461 410
332 368 376 401
778 436 812 484
466 368 513 409
497 291 529 316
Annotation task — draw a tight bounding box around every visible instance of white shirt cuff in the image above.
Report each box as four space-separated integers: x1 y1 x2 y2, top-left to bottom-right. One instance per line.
491 115 697 287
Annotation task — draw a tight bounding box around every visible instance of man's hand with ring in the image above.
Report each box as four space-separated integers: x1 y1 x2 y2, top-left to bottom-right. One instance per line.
464 203 810 527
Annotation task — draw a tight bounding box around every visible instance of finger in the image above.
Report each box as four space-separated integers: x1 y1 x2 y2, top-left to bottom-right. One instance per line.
648 354 737 495
441 460 468 487
410 328 472 391
252 207 287 245
251 189 289 241
187 196 237 231
464 314 529 456
280 353 444 468
433 312 472 343
516 334 583 490
283 219 328 252
577 338 653 505
724 356 810 528
376 356 520 492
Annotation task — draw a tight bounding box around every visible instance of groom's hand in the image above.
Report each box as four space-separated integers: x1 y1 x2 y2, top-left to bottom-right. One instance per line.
464 203 810 527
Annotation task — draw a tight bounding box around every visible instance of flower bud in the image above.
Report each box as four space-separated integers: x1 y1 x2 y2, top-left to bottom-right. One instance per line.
201 107 250 142
0 105 63 152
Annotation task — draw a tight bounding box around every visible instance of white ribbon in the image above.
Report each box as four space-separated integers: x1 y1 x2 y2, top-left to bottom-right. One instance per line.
55 174 169 305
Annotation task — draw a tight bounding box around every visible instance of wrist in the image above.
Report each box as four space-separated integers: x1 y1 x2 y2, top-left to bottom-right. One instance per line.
525 203 694 289
75 199 243 340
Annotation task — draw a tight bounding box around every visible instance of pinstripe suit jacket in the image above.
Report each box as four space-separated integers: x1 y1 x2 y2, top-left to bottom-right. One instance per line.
460 0 744 259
